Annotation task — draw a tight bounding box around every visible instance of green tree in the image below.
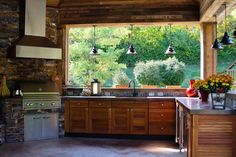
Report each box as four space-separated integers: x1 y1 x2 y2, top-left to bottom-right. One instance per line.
69 27 126 86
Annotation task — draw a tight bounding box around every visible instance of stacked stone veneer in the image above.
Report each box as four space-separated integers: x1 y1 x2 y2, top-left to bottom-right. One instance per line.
1 98 64 143
3 98 24 143
0 124 5 144
0 0 62 81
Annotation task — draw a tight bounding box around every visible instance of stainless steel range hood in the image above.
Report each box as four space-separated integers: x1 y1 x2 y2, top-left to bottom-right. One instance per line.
8 0 62 60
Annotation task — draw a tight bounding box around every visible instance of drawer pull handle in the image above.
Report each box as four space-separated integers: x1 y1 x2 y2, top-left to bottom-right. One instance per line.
161 104 164 107
161 114 164 117
98 103 102 106
161 127 164 130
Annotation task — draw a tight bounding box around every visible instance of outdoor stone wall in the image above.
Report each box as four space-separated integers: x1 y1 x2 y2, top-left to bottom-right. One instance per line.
3 98 24 143
0 0 62 82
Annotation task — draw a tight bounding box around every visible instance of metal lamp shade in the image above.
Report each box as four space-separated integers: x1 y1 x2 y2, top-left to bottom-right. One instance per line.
233 28 236 38
127 44 137 55
221 32 234 45
90 46 99 55
165 44 176 55
212 39 223 50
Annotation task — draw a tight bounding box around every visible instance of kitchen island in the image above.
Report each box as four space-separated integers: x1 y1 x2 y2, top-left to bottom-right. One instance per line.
176 98 236 157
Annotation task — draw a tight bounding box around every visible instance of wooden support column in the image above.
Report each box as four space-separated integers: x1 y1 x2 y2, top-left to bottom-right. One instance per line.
200 22 217 79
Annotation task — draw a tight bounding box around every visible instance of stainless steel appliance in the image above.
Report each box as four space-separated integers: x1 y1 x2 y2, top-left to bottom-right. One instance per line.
20 81 61 141
7 0 62 59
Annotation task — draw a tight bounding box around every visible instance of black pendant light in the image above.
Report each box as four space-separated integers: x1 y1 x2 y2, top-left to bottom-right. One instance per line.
221 4 234 45
212 15 223 50
90 25 100 55
165 24 176 55
232 27 236 38
127 24 137 55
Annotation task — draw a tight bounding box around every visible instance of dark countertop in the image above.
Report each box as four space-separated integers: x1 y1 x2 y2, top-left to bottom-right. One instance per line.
62 96 176 100
176 97 236 115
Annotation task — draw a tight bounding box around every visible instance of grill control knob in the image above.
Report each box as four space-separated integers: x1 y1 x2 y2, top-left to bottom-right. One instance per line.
51 102 56 106
26 103 33 106
40 103 44 106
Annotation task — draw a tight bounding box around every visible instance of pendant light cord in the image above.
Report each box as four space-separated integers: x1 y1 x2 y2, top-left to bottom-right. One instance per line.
224 4 227 32
215 15 218 37
93 25 96 46
129 24 133 45
169 24 172 45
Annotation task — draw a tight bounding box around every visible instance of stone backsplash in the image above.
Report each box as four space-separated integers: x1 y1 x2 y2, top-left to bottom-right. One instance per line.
64 87 187 97
0 1 62 82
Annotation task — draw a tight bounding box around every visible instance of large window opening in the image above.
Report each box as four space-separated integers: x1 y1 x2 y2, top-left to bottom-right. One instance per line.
68 25 201 88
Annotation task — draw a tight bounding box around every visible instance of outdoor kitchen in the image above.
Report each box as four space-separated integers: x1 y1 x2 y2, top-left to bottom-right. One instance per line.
0 0 236 157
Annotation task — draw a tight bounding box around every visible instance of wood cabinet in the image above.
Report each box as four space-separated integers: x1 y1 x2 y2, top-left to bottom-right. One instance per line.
111 101 130 134
149 100 175 135
111 108 130 134
89 100 111 134
130 108 148 134
64 98 175 136
111 101 148 135
67 100 89 133
177 100 236 157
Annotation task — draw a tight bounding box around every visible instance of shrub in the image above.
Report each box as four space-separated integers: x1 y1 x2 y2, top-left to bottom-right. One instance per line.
113 70 130 85
134 57 185 86
161 57 185 85
134 60 163 85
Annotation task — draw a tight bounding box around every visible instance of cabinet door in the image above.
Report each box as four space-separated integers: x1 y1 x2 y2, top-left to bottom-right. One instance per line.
64 100 70 132
111 108 130 134
42 113 58 139
24 114 42 141
130 108 148 135
89 108 111 134
70 106 89 133
149 109 175 135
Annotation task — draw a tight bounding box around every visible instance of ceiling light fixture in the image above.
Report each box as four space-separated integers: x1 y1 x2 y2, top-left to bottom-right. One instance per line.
212 15 223 50
165 24 176 55
220 4 234 45
127 24 137 55
90 25 100 55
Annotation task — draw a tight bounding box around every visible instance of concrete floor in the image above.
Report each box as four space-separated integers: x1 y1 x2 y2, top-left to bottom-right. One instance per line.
0 138 186 157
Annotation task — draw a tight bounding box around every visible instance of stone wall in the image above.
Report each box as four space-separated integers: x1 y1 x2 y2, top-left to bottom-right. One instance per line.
0 0 62 82
3 98 24 143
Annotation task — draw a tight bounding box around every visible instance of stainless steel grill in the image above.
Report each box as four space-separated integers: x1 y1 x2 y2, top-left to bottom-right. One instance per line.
20 81 61 141
19 81 61 110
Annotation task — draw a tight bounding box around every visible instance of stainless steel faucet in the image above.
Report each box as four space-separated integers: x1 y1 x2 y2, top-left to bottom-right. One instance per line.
129 80 138 97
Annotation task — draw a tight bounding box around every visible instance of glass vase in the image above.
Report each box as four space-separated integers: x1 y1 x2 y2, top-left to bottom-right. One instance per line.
211 92 226 110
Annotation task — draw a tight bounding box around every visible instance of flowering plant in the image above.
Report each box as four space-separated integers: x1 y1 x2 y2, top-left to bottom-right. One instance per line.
193 74 234 93
193 79 210 92
206 74 234 93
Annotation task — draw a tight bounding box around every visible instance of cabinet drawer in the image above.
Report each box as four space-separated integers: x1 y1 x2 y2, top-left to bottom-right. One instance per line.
149 101 175 109
132 101 148 108
112 101 133 108
70 100 88 107
149 122 175 135
149 109 175 121
89 100 111 108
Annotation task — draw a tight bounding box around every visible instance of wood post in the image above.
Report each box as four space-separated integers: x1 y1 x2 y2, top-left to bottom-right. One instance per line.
200 22 217 79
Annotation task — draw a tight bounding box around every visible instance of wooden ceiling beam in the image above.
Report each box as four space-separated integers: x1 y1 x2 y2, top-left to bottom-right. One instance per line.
47 0 61 7
200 0 236 22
